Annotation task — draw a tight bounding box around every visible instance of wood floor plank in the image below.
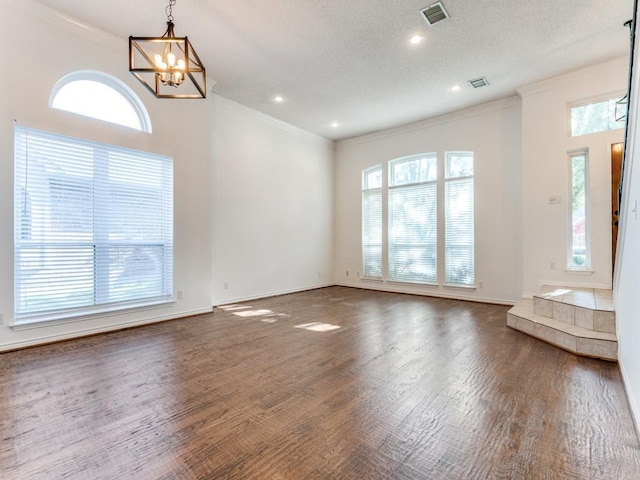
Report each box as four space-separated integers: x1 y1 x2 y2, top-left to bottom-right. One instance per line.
1 286 639 479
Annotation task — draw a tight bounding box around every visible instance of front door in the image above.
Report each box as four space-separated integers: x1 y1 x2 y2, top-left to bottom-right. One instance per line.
611 142 623 271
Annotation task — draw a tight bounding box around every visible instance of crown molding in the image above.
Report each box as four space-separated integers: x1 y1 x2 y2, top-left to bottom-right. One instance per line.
337 95 521 148
7 0 125 51
517 55 628 98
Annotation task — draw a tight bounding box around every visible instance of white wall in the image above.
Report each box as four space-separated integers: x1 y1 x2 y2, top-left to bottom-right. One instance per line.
0 1 213 351
0 1 336 349
334 98 523 304
519 57 627 295
615 8 640 436
210 96 334 304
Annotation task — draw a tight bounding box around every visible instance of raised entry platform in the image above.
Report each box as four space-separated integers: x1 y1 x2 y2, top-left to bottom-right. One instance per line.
507 286 617 361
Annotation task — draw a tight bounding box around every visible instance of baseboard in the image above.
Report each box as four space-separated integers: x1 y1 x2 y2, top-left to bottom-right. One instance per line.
619 357 640 443
0 307 213 353
212 282 334 307
334 281 517 306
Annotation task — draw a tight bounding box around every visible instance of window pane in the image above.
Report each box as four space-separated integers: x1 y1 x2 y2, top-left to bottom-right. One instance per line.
570 153 588 268
52 80 142 131
571 99 624 137
389 183 437 283
363 167 382 190
362 166 382 279
15 245 95 314
389 155 437 186
445 176 474 285
14 126 173 323
446 152 474 178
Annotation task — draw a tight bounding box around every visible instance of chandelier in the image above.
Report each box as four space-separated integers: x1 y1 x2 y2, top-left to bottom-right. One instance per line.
129 0 206 99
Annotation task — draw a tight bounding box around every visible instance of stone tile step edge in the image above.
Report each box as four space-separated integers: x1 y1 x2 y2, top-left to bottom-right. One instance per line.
532 296 616 333
508 299 617 342
534 286 614 312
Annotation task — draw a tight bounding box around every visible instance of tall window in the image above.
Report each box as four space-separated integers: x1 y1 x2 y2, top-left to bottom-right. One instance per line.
362 166 383 278
388 154 438 283
569 150 589 269
14 126 173 324
445 152 474 285
361 152 475 287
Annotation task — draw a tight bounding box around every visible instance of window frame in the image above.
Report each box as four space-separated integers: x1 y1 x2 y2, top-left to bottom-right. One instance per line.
444 151 475 287
387 153 438 285
49 70 152 133
13 125 173 327
567 149 590 271
362 165 383 279
568 94 625 138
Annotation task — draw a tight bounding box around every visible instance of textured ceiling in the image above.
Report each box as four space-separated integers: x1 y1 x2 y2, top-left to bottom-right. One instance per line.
34 0 633 140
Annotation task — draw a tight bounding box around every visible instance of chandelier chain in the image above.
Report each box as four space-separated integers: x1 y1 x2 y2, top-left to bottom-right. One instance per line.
165 0 176 23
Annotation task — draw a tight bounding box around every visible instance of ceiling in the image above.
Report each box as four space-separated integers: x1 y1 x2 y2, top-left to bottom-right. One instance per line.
35 0 633 140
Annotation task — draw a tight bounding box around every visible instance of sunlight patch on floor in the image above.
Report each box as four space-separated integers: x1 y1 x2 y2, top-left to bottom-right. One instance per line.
294 322 341 332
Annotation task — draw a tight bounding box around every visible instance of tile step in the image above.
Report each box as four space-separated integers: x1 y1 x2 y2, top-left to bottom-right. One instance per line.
534 285 614 311
532 286 616 334
507 299 617 362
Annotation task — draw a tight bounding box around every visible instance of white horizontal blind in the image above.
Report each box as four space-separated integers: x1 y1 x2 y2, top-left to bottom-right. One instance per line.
362 166 382 278
14 125 173 323
388 154 437 284
444 152 474 285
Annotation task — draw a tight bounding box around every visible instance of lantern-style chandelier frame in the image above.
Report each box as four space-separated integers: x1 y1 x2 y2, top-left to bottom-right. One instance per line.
129 0 206 99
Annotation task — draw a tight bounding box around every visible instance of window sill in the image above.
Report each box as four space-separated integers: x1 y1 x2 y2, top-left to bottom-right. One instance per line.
360 276 384 282
565 269 594 276
387 280 438 288
443 283 477 290
11 297 175 331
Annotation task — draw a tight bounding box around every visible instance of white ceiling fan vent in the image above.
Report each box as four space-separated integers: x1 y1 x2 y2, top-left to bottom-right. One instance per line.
420 2 449 26
468 76 489 88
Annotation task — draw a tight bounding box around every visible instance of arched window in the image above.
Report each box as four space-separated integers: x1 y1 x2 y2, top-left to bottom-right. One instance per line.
50 70 152 133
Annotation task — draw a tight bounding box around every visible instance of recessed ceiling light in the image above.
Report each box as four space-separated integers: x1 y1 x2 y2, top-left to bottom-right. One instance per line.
331 122 339 128
409 35 424 45
451 84 461 92
273 95 285 103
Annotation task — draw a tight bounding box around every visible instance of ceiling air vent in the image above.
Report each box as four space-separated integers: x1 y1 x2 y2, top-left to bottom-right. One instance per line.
468 76 489 88
420 2 449 26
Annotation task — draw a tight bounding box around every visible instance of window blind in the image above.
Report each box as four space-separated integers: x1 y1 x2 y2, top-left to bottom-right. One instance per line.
388 155 437 284
14 125 173 324
388 183 437 283
444 152 474 286
362 166 382 278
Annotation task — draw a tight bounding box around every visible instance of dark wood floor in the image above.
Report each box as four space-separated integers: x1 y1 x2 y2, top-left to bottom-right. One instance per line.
1 287 639 479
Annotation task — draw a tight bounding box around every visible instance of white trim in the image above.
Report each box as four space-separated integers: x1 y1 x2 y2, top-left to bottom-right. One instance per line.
564 269 594 276
535 279 611 290
212 94 333 143
337 96 521 147
50 70 153 133
11 298 174 330
517 56 628 98
212 282 333 307
567 149 590 270
7 0 125 52
619 357 640 442
359 276 384 282
335 281 516 306
0 308 212 353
